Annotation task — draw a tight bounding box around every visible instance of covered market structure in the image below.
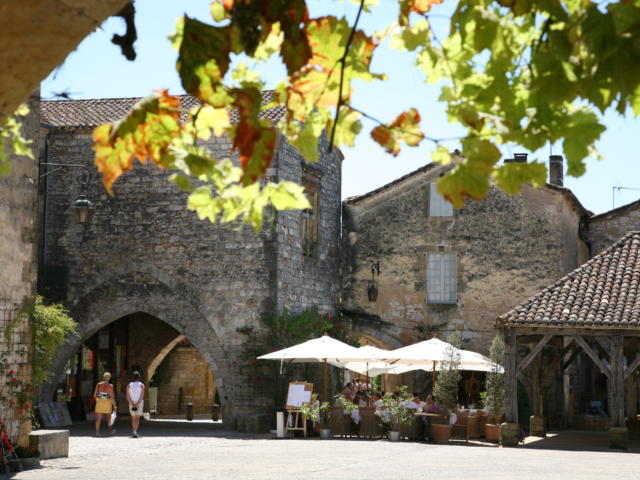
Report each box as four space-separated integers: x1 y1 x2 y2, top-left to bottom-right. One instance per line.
497 232 640 448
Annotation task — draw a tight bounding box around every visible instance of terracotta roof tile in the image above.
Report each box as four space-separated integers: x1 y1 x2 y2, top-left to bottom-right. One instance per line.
498 232 640 330
40 91 285 130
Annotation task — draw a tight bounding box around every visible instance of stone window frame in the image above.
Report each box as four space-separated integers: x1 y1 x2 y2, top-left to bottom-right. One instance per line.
301 169 321 258
429 181 453 217
426 251 457 304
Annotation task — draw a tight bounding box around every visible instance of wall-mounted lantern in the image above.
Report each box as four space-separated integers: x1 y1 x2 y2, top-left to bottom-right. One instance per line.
41 162 94 224
72 194 95 224
367 261 380 302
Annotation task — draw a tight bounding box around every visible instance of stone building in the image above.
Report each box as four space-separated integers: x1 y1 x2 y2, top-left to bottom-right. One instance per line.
30 92 640 429
38 94 342 426
0 93 41 443
341 158 590 354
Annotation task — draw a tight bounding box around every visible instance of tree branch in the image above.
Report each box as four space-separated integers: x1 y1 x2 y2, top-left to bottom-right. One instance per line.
328 0 366 150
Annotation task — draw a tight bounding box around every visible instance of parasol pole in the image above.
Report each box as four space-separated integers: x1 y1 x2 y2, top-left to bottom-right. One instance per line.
432 360 436 393
365 361 369 389
323 359 328 402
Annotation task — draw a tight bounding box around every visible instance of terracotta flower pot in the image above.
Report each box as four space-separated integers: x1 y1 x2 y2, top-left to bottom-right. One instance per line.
431 424 452 444
485 423 501 443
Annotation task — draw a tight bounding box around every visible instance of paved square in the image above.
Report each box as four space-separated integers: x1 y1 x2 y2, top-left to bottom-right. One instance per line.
11 420 640 480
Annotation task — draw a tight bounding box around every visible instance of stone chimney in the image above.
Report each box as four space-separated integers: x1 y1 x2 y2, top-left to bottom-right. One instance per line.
549 155 564 187
504 153 528 164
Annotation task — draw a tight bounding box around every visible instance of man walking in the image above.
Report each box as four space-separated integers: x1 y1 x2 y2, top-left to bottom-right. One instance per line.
126 371 145 438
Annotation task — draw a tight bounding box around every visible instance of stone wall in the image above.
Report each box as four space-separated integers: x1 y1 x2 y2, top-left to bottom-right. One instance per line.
273 134 342 315
40 119 341 424
156 346 215 415
342 163 589 354
585 200 640 256
0 93 40 443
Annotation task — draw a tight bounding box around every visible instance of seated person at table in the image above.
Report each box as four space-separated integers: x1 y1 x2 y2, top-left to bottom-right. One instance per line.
424 394 440 412
414 393 426 411
401 393 422 412
342 382 354 396
356 392 368 407
372 392 383 409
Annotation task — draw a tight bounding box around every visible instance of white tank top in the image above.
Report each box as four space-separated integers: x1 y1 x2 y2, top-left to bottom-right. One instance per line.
129 381 143 403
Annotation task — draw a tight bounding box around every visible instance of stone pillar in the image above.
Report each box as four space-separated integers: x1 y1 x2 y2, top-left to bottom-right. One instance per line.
609 335 627 449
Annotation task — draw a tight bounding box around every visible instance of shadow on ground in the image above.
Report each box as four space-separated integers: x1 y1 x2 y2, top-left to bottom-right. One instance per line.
70 418 271 441
523 430 640 453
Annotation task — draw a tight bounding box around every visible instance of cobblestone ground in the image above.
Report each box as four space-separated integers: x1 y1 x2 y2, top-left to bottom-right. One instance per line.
9 420 640 480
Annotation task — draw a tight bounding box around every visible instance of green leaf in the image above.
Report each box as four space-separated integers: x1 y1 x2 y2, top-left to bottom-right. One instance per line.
492 161 548 195
176 16 232 104
210 1 229 22
329 108 362 149
390 20 430 51
437 138 501 207
169 173 195 192
431 146 452 165
562 107 605 177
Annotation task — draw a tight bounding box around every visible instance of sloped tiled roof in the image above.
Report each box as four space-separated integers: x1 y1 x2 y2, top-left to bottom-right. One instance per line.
498 232 640 330
40 91 285 130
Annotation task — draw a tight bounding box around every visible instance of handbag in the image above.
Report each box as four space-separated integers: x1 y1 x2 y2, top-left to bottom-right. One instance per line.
109 410 117 426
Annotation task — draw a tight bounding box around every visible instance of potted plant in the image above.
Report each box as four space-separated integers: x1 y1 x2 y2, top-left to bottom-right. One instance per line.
484 335 506 443
14 446 40 469
432 331 462 443
377 386 415 442
300 394 332 439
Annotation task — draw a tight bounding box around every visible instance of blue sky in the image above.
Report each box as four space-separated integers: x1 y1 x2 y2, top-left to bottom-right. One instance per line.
42 0 640 214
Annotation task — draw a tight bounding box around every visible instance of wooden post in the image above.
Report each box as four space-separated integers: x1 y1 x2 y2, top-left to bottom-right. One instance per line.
609 335 628 449
610 336 625 427
504 330 518 424
532 355 543 417
562 336 572 427
323 360 328 403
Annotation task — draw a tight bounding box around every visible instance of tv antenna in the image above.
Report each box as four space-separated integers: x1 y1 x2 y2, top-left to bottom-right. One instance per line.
612 186 640 209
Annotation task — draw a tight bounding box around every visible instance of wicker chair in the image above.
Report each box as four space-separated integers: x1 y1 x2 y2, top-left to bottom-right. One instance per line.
329 407 352 437
451 410 474 442
467 411 480 439
359 407 384 438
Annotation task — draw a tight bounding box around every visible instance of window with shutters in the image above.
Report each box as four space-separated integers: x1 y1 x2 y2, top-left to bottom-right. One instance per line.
302 176 319 258
429 182 453 217
427 252 457 304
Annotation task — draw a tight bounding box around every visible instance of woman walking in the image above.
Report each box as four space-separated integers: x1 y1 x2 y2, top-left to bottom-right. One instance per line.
93 372 116 437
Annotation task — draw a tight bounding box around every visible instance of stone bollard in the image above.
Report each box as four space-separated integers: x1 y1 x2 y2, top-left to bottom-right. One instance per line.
529 415 546 437
500 422 521 446
609 427 628 450
186 403 194 421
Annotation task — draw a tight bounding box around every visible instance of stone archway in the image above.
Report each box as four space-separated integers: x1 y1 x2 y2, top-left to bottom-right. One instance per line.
147 334 186 383
42 273 234 425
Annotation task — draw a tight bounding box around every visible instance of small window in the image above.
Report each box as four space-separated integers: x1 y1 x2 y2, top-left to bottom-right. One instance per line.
429 182 453 217
427 252 457 304
302 178 319 257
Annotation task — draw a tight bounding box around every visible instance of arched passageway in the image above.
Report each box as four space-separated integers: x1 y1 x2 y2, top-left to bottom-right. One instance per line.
52 313 219 420
42 274 234 425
